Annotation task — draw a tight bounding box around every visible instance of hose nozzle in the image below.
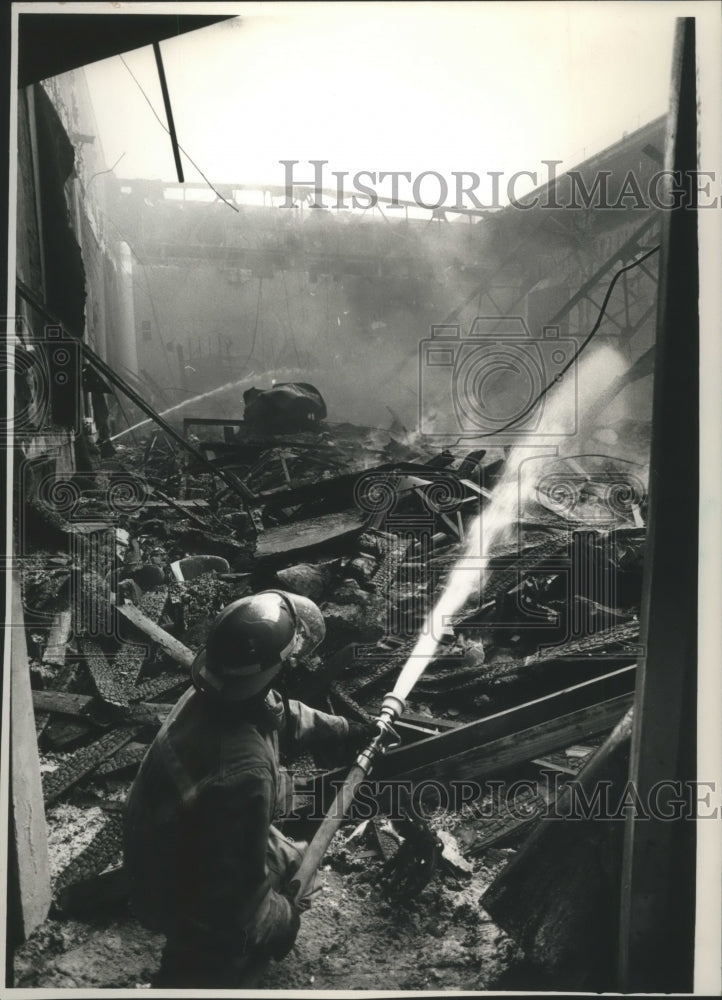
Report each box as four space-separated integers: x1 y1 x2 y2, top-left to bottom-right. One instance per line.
379 692 405 725
355 692 405 773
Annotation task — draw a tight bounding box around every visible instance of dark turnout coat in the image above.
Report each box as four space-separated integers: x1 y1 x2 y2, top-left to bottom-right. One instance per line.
123 686 348 977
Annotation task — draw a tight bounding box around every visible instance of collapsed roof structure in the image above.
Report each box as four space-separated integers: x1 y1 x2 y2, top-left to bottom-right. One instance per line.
5 8 705 994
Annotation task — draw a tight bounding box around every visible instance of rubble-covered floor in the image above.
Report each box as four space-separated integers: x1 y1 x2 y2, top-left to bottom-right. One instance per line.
15 414 648 989
15 826 517 990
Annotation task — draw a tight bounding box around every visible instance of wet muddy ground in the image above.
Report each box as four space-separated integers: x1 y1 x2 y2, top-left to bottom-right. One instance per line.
15 818 518 991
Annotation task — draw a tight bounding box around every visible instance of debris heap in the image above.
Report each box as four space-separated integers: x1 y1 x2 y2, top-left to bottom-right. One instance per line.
22 413 646 950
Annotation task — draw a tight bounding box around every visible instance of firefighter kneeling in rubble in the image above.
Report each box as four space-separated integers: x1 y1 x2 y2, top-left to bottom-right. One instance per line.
123 590 371 988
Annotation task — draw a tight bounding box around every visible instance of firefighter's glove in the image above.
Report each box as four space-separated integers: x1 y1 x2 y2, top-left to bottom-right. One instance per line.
281 860 322 914
344 719 378 748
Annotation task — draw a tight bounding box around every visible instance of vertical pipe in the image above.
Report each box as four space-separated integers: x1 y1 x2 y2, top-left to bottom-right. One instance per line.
115 242 139 378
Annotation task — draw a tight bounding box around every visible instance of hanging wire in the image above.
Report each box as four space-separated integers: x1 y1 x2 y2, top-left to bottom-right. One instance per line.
87 151 126 188
452 243 661 442
119 53 239 214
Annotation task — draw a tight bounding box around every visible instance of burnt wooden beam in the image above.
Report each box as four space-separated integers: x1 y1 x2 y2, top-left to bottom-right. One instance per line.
33 689 97 719
484 709 634 992
54 816 124 896
618 18 699 993
42 728 139 806
81 637 130 708
379 664 635 780
95 743 148 778
138 498 209 511
41 609 72 668
8 575 52 945
122 702 174 728
131 672 189 703
397 710 461 731
256 511 368 562
115 602 195 670
298 665 636 797
396 694 632 786
113 586 171 689
394 720 448 740
468 789 551 856
34 661 82 739
523 620 640 666
31 690 174 731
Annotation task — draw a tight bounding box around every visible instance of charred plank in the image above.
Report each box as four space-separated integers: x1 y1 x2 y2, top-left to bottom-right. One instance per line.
256 511 367 562
115 603 195 669
42 728 139 805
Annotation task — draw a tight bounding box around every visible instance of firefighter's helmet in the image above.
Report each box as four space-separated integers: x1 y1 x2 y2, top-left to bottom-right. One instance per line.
191 590 325 701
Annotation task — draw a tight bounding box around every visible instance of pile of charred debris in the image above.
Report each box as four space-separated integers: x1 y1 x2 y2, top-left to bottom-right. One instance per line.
21 391 647 983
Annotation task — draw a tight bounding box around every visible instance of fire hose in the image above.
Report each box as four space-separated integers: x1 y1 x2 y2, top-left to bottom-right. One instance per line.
290 692 407 899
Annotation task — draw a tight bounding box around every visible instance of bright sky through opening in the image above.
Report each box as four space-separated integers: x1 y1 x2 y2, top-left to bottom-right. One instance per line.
82 1 679 205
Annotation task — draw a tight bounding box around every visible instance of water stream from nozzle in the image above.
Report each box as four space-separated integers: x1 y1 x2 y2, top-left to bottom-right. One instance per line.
110 376 259 440
390 344 626 703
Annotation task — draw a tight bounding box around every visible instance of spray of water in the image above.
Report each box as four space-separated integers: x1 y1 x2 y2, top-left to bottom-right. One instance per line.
392 344 626 702
110 375 262 440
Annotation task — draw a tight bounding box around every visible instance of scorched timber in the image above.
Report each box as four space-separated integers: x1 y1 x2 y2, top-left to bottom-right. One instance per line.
42 728 139 805
378 664 635 778
41 609 72 668
523 620 640 665
54 814 124 894
82 637 131 708
95 743 148 778
482 709 634 990
395 693 632 786
139 498 209 511
131 672 189 703
115 603 195 669
110 587 171 688
255 511 367 561
468 789 552 855
33 690 98 721
299 665 635 797
32 690 173 730
481 534 572 606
